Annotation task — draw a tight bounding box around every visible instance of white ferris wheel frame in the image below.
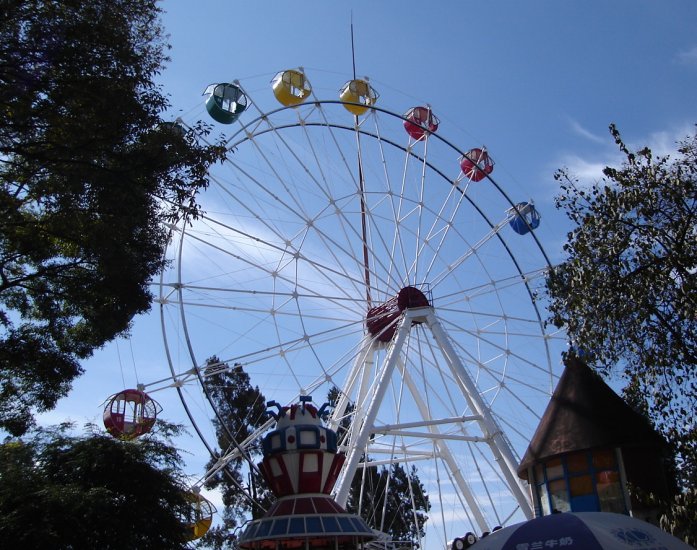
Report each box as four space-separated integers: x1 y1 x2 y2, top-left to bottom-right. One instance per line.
153 80 564 544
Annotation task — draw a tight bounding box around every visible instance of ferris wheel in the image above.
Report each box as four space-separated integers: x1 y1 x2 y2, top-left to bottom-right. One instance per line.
107 68 565 546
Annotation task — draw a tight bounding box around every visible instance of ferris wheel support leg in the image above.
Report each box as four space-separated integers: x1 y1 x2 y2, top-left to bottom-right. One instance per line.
334 316 412 507
425 311 535 520
328 336 375 436
398 358 490 532
350 344 377 452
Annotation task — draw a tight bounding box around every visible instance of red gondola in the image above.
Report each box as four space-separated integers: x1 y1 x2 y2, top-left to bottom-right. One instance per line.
366 286 430 342
403 106 440 140
459 147 494 182
103 388 161 440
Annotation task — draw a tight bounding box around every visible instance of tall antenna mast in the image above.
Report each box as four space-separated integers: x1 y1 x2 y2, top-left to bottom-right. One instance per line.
351 16 372 309
351 14 358 80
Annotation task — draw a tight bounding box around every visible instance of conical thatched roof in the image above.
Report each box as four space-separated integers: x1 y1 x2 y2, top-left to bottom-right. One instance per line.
518 355 665 480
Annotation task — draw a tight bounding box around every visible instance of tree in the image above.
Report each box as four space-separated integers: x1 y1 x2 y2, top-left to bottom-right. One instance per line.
199 359 271 549
0 0 225 435
328 387 431 547
347 462 430 547
0 423 194 548
547 124 696 539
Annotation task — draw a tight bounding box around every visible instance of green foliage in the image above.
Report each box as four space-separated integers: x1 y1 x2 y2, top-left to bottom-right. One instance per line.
199 359 270 549
629 485 697 546
0 423 193 548
659 488 697 546
547 124 696 533
0 0 226 435
347 462 430 546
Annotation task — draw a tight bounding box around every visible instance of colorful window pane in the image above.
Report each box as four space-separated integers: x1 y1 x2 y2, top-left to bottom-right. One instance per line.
567 452 589 473
535 448 626 516
592 448 617 470
534 463 544 483
300 429 317 446
538 481 551 515
570 474 594 496
303 453 319 473
596 470 625 513
549 479 570 512
545 458 564 479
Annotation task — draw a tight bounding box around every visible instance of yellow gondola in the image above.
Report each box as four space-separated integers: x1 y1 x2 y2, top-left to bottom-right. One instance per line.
339 78 378 116
271 69 311 107
182 491 215 541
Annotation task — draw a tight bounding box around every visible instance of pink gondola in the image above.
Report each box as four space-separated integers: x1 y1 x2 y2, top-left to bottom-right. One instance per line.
103 388 161 440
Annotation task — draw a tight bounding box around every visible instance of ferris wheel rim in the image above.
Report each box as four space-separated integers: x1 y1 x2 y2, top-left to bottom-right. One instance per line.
226 99 553 268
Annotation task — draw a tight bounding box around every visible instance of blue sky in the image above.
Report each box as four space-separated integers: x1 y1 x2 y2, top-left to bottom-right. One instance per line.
40 0 697 545
155 0 696 252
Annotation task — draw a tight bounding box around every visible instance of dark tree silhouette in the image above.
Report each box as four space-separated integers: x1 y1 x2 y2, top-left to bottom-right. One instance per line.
0 0 225 435
0 423 194 548
199 359 271 549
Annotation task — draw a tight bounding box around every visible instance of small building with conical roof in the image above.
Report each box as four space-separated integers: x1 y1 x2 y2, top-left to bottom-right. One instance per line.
517 355 672 523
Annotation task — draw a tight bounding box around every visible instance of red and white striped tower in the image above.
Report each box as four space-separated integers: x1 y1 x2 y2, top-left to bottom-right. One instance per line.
238 396 376 549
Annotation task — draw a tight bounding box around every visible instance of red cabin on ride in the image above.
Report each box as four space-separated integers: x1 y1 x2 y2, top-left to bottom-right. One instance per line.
459 147 494 182
366 286 431 343
103 388 160 440
403 106 440 141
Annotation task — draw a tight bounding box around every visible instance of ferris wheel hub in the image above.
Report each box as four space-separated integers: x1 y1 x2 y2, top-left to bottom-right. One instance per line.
366 286 430 342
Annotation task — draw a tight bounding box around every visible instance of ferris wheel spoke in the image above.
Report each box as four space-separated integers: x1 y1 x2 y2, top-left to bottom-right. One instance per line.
374 114 424 287
417 186 469 285
250 103 339 204
408 335 471 420
183 210 370 311
494 409 542 446
364 204 416 297
429 217 514 291
222 320 364 372
228 126 378 305
408 135 431 284
438 267 550 304
213 159 308 242
449 322 557 381
470 441 511 526
300 104 376 297
396 316 553 418
296 107 344 200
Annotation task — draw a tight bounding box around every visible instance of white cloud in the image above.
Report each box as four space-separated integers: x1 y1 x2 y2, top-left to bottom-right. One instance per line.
550 123 694 190
676 45 697 65
557 154 610 185
633 125 695 158
567 118 606 144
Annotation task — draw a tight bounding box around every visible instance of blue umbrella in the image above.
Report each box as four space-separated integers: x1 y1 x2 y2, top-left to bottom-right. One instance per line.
469 512 693 550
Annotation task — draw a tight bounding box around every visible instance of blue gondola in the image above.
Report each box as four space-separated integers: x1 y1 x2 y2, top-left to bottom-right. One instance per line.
509 202 541 235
